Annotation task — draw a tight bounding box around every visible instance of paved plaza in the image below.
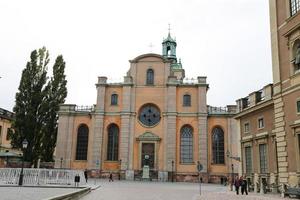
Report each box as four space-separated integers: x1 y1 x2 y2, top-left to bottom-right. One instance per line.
0 186 80 200
81 180 283 200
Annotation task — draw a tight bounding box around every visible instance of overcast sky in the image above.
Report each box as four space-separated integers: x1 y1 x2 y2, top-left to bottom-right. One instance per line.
0 0 272 111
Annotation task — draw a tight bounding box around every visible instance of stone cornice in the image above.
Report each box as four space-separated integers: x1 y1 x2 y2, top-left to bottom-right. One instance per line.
234 99 273 119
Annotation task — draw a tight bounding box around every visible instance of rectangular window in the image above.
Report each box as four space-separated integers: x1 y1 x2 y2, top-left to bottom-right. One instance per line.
245 146 252 174
244 123 250 133
258 118 264 129
290 0 300 16
297 100 300 113
183 95 191 107
0 125 2 138
6 128 11 141
259 144 267 173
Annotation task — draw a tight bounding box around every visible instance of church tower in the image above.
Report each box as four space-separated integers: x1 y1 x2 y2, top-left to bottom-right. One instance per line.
162 31 177 62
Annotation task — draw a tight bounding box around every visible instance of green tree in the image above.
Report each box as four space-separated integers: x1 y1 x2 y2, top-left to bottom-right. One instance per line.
11 47 49 165
41 55 67 162
11 47 67 165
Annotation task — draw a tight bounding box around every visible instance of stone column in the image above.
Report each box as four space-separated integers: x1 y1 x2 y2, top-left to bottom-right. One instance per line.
197 77 208 173
120 76 134 180
55 104 76 169
89 77 106 169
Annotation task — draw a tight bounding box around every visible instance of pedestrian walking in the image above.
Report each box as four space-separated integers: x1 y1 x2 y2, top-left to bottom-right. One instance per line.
241 176 248 195
84 169 88 183
109 172 114 182
234 176 241 195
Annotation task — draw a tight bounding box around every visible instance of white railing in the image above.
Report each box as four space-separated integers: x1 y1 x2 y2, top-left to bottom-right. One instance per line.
0 168 85 186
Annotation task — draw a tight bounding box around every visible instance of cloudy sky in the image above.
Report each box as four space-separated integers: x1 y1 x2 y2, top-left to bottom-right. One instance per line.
0 0 272 111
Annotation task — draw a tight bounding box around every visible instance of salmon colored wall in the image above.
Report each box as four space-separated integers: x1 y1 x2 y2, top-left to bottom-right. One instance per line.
207 116 228 174
176 87 198 113
134 57 167 86
105 87 123 112
133 87 165 170
176 117 198 173
70 115 92 169
102 116 121 168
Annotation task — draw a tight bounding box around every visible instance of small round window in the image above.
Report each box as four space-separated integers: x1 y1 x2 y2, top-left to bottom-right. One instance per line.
138 104 161 127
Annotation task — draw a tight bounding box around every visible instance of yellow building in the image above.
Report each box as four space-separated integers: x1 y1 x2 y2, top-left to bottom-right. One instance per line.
55 33 239 182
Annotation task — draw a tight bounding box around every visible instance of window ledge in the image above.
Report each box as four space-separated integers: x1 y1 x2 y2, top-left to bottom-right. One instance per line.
179 162 195 165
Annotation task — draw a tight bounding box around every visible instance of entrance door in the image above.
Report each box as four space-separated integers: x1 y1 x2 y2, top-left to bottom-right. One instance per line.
141 143 155 169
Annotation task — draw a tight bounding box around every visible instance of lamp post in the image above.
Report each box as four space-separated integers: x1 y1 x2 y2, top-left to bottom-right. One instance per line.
18 139 28 186
60 157 63 169
119 159 122 180
171 160 174 182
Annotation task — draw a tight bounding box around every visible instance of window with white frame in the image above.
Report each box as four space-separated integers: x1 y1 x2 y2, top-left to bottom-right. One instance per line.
297 100 300 113
258 118 264 129
244 122 250 133
245 146 252 174
290 0 300 16
259 144 267 173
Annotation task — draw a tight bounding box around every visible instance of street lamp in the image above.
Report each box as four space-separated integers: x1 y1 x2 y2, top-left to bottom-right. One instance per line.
18 139 28 186
171 160 174 182
60 157 63 169
119 159 122 180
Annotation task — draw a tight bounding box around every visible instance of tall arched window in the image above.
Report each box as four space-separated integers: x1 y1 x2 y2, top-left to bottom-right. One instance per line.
180 125 193 163
146 69 154 85
183 94 191 106
212 127 225 164
111 94 118 105
76 124 89 160
107 124 119 161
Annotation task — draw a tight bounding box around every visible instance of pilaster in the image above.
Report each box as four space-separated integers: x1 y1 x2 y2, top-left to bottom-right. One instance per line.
197 78 208 172
165 80 177 171
120 83 132 171
55 112 75 168
273 95 288 184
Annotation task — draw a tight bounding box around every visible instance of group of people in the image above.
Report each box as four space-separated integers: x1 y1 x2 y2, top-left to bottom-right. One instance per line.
233 176 248 195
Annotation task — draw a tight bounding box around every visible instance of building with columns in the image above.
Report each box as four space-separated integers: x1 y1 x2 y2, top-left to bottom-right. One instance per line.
268 0 300 188
55 33 239 182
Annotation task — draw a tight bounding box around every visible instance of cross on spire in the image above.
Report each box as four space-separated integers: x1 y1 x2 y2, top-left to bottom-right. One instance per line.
168 23 171 35
148 42 154 52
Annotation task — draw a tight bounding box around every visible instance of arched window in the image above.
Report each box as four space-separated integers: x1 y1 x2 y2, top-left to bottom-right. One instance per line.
212 127 225 164
146 69 154 85
111 94 118 105
183 94 191 106
180 125 193 163
76 124 89 160
107 124 119 161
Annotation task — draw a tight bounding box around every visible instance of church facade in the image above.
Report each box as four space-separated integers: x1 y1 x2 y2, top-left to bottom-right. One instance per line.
55 33 239 182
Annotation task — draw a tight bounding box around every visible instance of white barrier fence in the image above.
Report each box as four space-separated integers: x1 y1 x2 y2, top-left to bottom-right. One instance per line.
0 168 85 186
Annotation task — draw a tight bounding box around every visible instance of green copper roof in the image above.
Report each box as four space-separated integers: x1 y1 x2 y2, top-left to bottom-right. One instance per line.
163 33 176 43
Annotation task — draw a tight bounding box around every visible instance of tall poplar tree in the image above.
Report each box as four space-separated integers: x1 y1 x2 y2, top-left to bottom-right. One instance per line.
11 47 49 165
11 48 67 165
41 55 67 162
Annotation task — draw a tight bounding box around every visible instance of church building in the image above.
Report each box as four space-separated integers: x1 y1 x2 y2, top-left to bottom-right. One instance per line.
55 32 240 183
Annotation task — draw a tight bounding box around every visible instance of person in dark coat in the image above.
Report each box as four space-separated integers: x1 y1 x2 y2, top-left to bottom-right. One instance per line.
84 169 88 183
241 176 248 195
234 176 241 195
109 172 114 182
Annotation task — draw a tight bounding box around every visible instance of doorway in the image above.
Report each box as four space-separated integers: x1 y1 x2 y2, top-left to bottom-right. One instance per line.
141 143 155 169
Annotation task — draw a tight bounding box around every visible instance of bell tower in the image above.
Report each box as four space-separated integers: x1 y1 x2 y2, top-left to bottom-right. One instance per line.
162 25 177 62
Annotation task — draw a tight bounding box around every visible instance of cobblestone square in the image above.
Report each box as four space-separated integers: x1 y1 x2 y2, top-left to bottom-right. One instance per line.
81 180 283 200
